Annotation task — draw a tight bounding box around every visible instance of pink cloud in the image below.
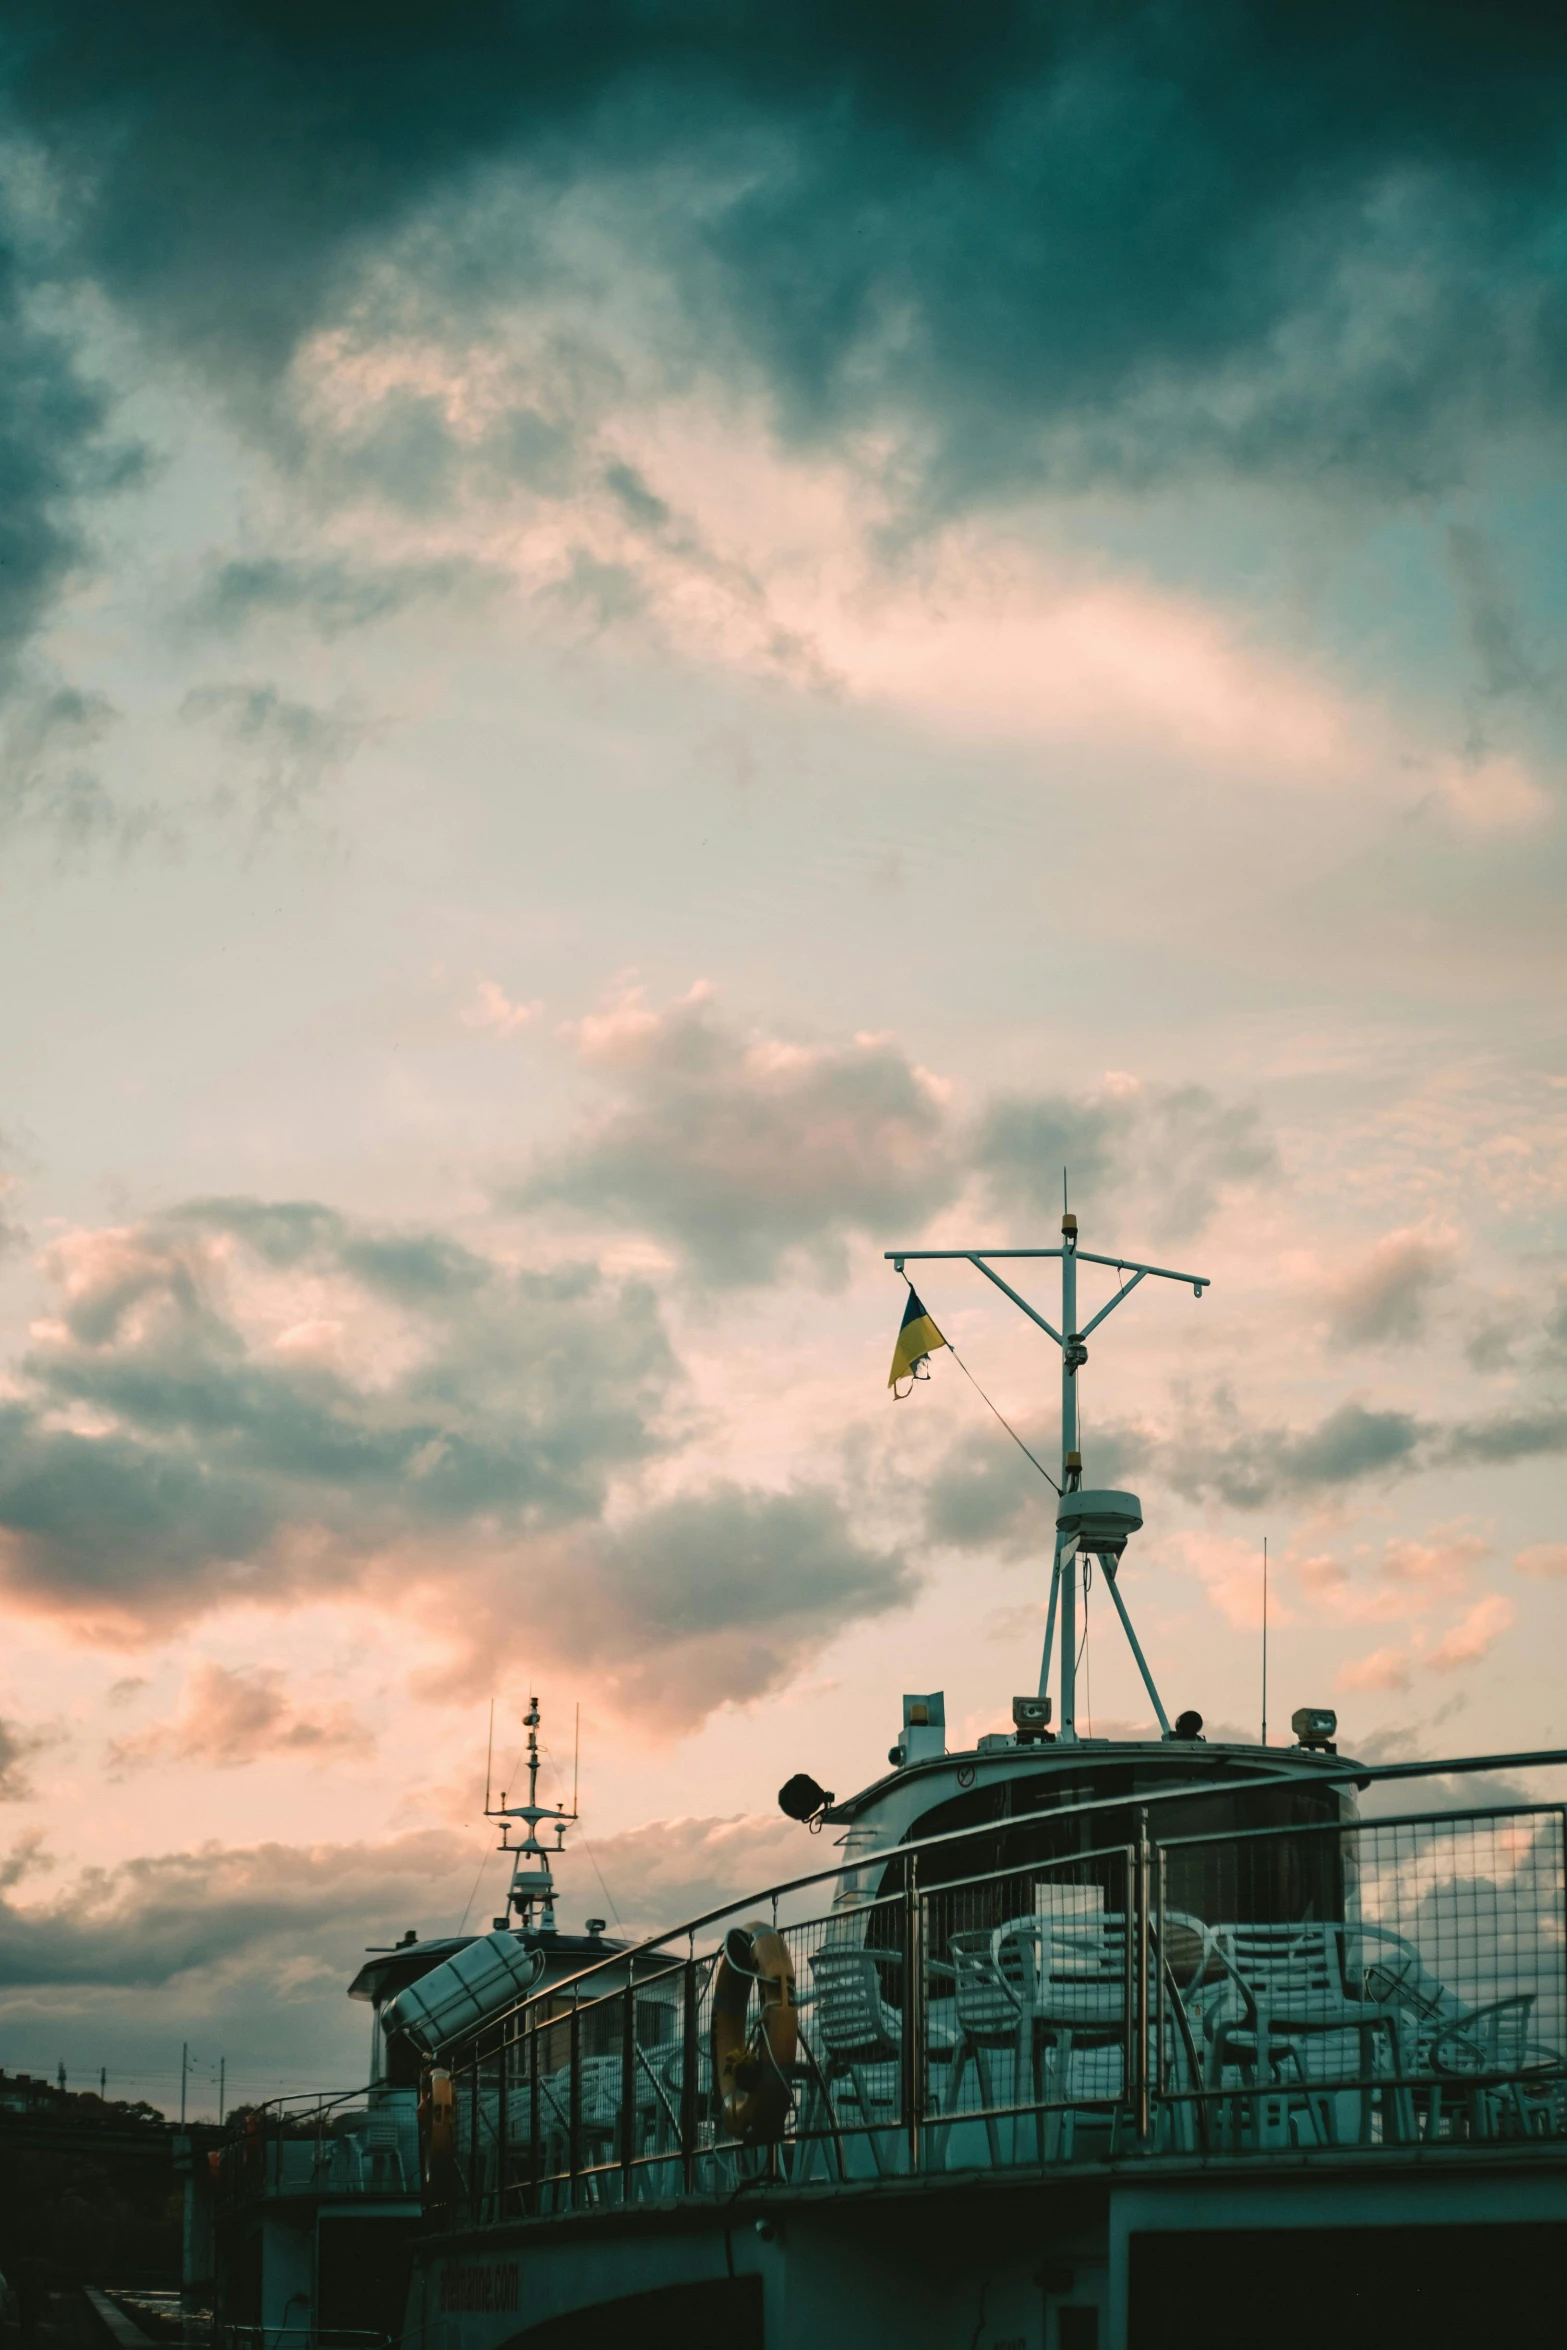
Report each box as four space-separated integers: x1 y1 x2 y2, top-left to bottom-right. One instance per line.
1339 1644 1415 1694
461 979 540 1038
109 1662 373 1771
1322 1218 1461 1349
1379 1528 1487 1591
1427 1594 1515 1674
1516 1543 1567 1578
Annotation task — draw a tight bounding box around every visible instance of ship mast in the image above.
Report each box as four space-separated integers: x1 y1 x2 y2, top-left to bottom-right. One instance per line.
889 1213 1207 1745
487 1696 575 1932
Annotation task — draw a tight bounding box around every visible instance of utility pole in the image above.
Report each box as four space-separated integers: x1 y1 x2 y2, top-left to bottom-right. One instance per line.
100 2067 107 2100
218 2058 225 2126
180 2042 188 2127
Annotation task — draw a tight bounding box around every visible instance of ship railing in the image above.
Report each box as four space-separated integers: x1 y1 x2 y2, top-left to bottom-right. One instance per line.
214 2084 419 2207
218 2328 388 2350
425 1774 1567 2217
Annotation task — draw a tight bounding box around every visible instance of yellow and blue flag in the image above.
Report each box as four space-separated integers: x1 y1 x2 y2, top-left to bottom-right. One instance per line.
889 1286 947 1392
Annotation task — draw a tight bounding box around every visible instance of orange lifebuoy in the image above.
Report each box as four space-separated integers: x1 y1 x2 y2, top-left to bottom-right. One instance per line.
711 1922 797 2143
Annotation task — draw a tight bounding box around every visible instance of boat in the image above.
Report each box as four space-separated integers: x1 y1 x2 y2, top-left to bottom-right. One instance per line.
213 1215 1567 2350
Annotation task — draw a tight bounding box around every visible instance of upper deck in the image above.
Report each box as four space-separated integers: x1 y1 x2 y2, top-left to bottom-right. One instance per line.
418 1745 1567 2239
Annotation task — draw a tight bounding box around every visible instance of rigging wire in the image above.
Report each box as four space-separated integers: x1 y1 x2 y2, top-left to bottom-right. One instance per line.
542 1737 623 1926
901 1273 1061 1496
457 1736 525 1932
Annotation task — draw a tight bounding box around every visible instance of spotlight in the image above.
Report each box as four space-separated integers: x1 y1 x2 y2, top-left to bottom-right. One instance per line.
1012 1695 1054 1744
1292 1707 1338 1752
1172 1710 1205 1741
778 1772 835 1824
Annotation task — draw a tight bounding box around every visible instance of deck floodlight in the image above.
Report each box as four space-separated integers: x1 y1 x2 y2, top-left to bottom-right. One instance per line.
1013 1694 1053 1743
1292 1707 1338 1751
778 1772 835 1824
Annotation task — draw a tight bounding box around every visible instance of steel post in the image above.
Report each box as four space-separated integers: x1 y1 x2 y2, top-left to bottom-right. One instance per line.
620 1976 637 2203
498 2029 510 2217
568 1994 581 2208
1059 1229 1078 1739
902 1858 923 2174
1101 1554 1172 1736
680 1949 698 2196
1038 1530 1064 1701
1135 1810 1151 2143
528 2015 541 2214
468 2055 480 2227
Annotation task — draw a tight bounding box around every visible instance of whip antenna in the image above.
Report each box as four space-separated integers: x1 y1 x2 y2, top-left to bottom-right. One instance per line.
1261 1537 1270 1747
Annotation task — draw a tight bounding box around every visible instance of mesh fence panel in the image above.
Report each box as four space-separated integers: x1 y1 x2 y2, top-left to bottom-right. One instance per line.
922 1845 1134 2167
1156 1806 1567 2151
435 1800 1567 2210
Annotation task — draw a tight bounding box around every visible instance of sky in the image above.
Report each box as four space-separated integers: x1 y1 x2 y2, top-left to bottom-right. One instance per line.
1 0 1567 2115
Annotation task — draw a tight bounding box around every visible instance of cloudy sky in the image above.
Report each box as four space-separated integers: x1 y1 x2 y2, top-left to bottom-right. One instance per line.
2 0 1567 2111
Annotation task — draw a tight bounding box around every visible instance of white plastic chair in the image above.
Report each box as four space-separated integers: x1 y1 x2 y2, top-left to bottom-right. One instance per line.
806 1944 954 2171
1203 1921 1413 2144
1000 1909 1128 2157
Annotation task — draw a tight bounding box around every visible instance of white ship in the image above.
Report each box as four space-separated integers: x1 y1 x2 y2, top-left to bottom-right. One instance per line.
214 1217 1567 2350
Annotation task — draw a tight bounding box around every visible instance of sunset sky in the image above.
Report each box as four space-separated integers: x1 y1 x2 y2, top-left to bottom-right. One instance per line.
2 2 1566 2114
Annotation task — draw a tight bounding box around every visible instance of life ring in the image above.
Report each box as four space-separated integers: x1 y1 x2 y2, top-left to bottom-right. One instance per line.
711 1922 797 2143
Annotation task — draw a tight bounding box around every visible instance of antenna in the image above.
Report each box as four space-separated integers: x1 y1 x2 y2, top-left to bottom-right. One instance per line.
484 1697 495 1814
483 1693 573 1934
886 1220 1208 1745
572 1703 580 1820
1261 1536 1269 1748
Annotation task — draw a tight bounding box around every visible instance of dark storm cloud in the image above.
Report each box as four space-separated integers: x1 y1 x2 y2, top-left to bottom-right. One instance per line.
1168 1394 1428 1509
180 682 370 829
3 0 1566 614
0 684 144 854
0 1829 471 1990
0 1813 808 2006
1165 1390 1567 1508
527 1482 914 1722
185 553 494 640
0 1197 919 1713
922 1389 1437 1536
1438 1405 1567 1469
0 1200 677 1624
523 994 1275 1282
923 1416 1144 1557
0 1714 49 1802
0 243 130 690
519 991 956 1284
1444 526 1554 708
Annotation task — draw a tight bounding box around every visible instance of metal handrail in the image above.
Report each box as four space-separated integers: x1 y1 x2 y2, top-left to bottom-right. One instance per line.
219 2331 387 2350
462 1747 1567 2044
440 1794 1567 2227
